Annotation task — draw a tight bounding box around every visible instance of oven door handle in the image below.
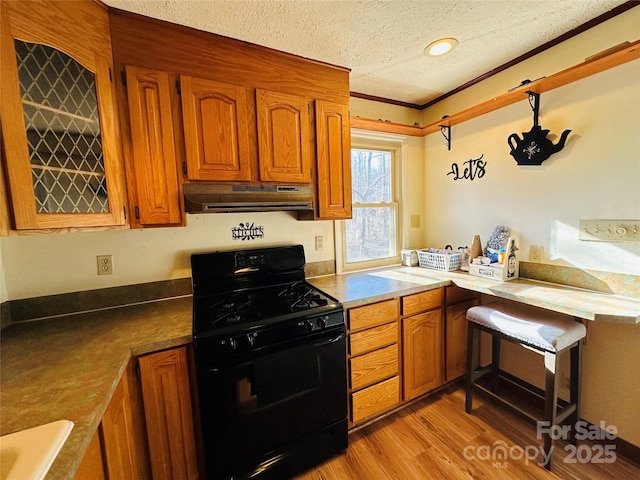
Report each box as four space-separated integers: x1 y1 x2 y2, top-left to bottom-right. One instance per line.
313 332 345 347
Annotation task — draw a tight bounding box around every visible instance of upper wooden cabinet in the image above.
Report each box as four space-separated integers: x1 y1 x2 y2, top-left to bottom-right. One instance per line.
315 101 352 219
0 0 126 231
109 9 351 222
181 76 252 182
256 89 312 183
123 66 182 227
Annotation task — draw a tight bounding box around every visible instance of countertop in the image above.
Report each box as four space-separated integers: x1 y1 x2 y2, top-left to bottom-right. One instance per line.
308 267 640 323
0 296 193 480
1 267 638 479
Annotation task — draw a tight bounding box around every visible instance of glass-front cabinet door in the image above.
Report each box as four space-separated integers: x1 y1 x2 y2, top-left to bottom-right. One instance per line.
0 0 125 230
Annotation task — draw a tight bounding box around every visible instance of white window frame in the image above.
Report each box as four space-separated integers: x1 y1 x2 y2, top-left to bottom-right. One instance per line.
335 130 405 274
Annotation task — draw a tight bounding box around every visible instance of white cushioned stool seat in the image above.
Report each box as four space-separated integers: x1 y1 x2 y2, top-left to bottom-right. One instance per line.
466 302 586 352
465 301 586 470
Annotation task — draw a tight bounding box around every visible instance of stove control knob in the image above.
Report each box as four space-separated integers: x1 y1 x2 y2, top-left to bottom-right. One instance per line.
317 315 329 329
221 337 237 351
246 332 257 347
304 319 314 332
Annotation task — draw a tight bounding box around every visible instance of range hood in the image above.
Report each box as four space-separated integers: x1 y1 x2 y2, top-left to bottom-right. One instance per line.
184 183 315 213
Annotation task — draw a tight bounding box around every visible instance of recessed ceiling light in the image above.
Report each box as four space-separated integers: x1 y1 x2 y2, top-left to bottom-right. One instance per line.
424 38 458 57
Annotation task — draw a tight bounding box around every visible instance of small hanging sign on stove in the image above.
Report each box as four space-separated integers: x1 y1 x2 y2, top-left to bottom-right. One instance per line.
232 222 264 241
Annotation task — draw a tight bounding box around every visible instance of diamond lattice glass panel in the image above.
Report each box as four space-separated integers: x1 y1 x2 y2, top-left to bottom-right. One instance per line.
15 40 108 213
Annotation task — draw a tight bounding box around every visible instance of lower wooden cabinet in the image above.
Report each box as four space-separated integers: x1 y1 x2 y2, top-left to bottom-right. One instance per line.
99 362 150 480
351 376 400 424
75 431 106 480
444 286 480 381
138 346 199 480
350 344 399 391
75 346 199 480
402 309 444 400
347 298 400 426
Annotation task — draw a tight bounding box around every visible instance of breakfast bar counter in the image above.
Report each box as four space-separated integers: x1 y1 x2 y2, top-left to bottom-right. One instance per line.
308 266 640 323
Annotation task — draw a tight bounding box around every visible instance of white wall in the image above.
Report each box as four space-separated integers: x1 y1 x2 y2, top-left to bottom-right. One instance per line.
423 59 640 275
0 213 333 300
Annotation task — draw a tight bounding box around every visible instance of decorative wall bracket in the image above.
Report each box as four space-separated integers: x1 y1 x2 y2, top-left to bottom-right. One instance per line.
439 115 451 150
527 91 540 126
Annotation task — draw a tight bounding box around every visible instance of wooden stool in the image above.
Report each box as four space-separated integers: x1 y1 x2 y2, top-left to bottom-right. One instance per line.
465 302 586 470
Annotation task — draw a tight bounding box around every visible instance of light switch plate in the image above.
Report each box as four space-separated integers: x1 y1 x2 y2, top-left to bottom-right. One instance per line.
578 219 639 242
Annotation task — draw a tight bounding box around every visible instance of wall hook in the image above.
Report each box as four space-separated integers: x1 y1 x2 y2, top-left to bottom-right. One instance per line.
439 115 451 150
526 91 540 126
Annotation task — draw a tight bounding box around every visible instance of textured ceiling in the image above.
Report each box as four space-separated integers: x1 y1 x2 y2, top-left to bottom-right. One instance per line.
103 0 628 106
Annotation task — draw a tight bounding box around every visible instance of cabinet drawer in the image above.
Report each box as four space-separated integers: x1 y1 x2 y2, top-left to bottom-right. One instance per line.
349 322 398 356
445 285 479 305
351 376 400 424
402 288 443 316
349 299 398 332
350 344 398 390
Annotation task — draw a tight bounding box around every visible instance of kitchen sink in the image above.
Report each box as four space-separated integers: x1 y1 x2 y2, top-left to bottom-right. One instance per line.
0 420 73 480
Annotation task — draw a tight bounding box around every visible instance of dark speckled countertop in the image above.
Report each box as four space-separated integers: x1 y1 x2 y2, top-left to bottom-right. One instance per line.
2 267 638 480
0 296 192 480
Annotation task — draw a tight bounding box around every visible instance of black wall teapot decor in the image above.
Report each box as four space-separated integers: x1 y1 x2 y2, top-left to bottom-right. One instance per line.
507 91 571 166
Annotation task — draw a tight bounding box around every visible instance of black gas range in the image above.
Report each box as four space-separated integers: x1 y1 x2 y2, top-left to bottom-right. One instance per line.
191 245 348 480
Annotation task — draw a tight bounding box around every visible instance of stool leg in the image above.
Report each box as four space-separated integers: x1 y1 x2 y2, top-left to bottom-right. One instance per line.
543 351 559 470
568 341 582 445
465 323 478 413
491 335 500 393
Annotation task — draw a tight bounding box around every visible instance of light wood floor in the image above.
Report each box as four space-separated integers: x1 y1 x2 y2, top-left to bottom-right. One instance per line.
297 384 639 480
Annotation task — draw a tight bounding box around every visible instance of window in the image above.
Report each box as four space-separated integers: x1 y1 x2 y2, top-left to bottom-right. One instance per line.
337 134 402 272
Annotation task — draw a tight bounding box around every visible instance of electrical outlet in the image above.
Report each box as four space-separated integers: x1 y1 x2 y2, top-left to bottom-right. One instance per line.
97 255 113 275
529 246 543 262
315 235 324 251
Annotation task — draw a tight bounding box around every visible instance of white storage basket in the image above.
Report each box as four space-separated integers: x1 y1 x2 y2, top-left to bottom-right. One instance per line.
418 250 462 271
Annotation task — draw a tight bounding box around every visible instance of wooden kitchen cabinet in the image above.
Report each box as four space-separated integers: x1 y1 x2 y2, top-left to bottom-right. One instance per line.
123 66 182 227
401 288 444 401
100 363 150 480
75 431 106 480
402 310 444 400
181 75 252 182
0 0 126 231
256 89 312 184
137 346 199 480
445 285 480 381
75 347 198 480
110 10 351 222
314 100 352 219
347 298 400 426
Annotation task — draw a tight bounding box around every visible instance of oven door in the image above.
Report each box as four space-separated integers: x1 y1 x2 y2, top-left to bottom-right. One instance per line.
195 326 347 479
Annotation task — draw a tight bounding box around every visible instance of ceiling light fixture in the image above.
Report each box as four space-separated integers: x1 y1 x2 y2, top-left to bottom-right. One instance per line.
424 37 458 57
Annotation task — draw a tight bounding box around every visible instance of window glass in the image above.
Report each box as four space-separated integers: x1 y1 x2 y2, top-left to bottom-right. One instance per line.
351 149 391 203
342 147 399 268
346 206 396 263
